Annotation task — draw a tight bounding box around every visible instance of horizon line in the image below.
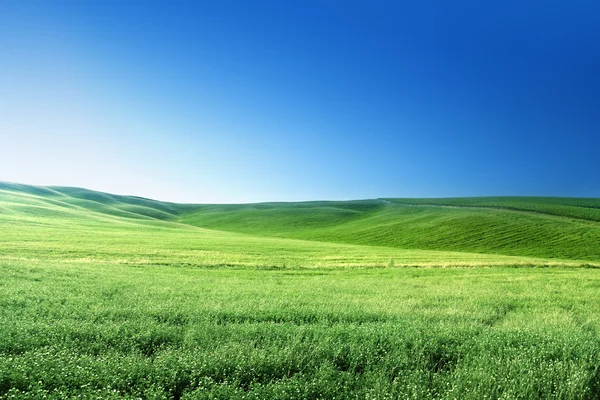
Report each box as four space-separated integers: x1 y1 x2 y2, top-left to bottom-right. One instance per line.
1 180 599 205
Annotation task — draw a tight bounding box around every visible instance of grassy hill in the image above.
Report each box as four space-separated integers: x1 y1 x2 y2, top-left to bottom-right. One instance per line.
2 182 600 398
0 182 183 221
179 196 600 263
2 182 600 265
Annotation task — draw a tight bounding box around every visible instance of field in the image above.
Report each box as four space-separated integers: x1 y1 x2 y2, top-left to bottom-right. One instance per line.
1 182 599 399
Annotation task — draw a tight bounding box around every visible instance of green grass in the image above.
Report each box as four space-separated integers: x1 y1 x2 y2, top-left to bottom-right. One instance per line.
386 197 600 222
2 261 600 399
1 183 600 398
2 183 583 268
178 197 600 263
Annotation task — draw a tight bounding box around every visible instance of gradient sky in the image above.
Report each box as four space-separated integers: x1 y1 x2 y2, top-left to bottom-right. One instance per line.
1 1 599 202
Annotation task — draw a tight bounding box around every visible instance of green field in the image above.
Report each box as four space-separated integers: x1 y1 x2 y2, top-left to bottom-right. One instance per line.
1 182 599 399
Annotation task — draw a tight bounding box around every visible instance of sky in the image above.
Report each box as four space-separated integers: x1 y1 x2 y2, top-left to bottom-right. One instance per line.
1 0 599 203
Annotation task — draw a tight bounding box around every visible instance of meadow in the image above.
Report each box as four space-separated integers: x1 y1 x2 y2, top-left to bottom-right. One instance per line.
1 183 599 399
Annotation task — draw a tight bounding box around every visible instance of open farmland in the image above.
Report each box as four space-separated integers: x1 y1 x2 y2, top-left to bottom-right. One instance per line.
1 182 599 399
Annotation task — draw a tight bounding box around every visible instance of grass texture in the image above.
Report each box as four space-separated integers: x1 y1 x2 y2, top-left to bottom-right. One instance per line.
1 182 599 398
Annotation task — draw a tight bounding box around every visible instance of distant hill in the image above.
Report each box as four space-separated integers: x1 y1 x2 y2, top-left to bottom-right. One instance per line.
2 181 600 264
178 197 600 262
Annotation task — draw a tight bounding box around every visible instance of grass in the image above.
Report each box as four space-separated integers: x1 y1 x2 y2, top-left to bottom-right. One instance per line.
1 182 600 398
3 182 600 264
386 197 600 222
2 261 600 399
178 199 600 263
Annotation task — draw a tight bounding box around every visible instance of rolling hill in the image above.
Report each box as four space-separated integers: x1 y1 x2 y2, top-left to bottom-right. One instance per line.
3 182 600 398
1 181 599 266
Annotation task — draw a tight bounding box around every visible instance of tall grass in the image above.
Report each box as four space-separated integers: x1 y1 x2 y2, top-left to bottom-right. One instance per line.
1 184 600 398
1 261 599 398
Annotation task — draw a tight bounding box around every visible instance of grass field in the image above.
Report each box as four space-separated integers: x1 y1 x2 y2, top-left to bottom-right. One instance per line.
1 182 599 398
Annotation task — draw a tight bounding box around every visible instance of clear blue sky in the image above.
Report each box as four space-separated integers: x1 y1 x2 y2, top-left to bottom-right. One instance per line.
1 1 599 202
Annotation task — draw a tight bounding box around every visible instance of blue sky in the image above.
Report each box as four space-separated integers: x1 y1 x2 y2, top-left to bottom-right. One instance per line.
1 1 599 202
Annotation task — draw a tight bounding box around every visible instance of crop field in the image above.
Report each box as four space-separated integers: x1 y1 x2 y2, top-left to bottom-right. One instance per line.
1 183 599 399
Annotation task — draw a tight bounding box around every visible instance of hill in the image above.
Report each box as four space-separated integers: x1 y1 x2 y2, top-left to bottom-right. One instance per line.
178 197 600 263
1 182 599 265
2 182 600 398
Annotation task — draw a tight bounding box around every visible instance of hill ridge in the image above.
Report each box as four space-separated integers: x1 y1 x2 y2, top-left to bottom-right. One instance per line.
2 181 600 264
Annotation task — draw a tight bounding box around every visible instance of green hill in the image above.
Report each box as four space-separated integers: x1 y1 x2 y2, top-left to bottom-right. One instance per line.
3 182 600 398
178 197 600 263
1 182 599 265
0 182 183 221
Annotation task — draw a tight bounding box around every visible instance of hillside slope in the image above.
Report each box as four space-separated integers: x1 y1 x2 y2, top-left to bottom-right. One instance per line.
178 197 600 262
2 182 599 264
386 197 600 222
0 182 184 221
